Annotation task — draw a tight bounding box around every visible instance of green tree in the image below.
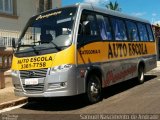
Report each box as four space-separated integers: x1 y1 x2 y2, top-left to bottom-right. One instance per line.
106 1 121 11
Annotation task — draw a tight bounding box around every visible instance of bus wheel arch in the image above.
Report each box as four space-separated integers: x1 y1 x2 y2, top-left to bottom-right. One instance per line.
85 68 103 104
137 61 145 84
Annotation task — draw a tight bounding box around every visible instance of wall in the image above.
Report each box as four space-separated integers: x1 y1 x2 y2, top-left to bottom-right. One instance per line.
0 0 37 32
0 0 62 32
52 0 62 9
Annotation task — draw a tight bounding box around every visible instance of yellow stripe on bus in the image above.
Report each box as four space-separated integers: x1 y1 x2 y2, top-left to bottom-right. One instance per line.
78 42 156 64
12 45 75 70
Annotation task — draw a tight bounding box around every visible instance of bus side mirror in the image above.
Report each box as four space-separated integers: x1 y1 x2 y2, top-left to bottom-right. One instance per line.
82 21 90 35
12 38 16 48
78 21 90 35
83 21 89 26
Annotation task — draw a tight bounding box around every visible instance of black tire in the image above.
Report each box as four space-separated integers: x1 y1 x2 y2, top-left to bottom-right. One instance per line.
86 75 102 104
28 97 37 103
28 97 45 103
137 65 145 84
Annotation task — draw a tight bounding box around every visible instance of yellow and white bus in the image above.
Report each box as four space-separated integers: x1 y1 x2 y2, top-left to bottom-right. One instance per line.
11 3 157 103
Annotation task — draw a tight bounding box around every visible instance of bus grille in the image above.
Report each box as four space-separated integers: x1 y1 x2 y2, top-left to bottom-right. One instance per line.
20 68 48 79
23 83 44 92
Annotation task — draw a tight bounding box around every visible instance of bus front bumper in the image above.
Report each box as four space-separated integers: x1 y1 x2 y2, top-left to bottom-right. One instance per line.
12 65 84 97
14 88 78 97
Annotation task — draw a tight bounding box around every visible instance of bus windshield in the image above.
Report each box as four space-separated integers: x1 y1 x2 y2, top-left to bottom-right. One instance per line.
15 7 77 57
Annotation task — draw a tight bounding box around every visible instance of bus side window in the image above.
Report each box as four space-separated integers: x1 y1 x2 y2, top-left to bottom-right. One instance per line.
137 23 149 41
79 13 97 36
126 21 139 41
146 24 154 41
78 11 100 45
111 18 127 41
96 14 112 40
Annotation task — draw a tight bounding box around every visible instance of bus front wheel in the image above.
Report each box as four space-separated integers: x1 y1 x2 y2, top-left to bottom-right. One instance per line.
86 75 102 104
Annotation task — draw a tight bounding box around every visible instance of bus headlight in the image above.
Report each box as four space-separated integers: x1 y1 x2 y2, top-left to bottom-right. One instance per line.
11 70 19 77
50 64 72 73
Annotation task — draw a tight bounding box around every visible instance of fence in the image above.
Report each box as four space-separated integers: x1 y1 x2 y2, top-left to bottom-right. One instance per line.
0 29 17 89
0 48 13 89
0 29 38 47
0 29 20 47
0 50 13 69
0 29 38 88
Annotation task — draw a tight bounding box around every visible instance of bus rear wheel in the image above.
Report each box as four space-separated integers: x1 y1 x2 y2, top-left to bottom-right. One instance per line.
86 75 102 104
137 65 145 84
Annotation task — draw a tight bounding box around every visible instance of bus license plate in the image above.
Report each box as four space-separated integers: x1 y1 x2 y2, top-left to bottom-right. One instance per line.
25 78 38 85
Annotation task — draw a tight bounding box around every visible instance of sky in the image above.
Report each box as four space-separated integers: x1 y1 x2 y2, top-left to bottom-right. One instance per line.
62 0 160 24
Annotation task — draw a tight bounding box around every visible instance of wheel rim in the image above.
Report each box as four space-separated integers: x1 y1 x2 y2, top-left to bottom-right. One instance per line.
139 67 144 82
140 70 144 81
88 76 101 102
90 82 99 98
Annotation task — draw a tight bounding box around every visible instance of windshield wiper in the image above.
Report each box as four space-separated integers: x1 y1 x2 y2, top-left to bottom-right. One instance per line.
18 44 35 47
32 46 40 55
17 44 35 51
50 41 61 51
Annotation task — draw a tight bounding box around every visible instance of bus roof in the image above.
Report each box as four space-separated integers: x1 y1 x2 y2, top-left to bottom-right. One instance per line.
76 3 150 24
33 3 150 24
